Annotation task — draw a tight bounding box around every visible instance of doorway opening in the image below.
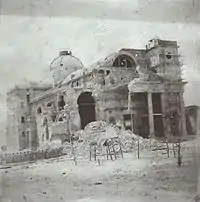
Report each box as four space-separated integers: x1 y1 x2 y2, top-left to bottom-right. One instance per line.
77 92 96 129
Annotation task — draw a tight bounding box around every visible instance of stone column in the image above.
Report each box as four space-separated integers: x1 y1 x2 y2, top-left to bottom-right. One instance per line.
148 91 155 137
161 93 167 137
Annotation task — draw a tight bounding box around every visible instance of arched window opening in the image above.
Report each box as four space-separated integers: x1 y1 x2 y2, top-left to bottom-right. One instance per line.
37 107 42 114
77 92 96 129
58 95 66 111
113 54 135 68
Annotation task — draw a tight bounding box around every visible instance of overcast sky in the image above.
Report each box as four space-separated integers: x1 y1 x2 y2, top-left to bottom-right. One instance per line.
0 0 200 145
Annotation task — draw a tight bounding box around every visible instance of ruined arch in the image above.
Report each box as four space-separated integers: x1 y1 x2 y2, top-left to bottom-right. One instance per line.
77 92 96 129
113 54 136 68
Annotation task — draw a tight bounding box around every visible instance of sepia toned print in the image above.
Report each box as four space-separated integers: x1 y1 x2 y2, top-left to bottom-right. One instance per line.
0 0 199 201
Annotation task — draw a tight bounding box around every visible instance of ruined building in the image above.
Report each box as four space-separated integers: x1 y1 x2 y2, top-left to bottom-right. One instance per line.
6 38 187 151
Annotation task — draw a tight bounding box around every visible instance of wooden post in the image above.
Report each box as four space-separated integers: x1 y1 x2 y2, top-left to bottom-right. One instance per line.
111 140 117 160
106 147 109 160
94 145 97 161
177 140 182 167
166 139 170 158
89 146 92 161
107 143 113 161
118 137 124 159
137 138 140 159
172 141 176 158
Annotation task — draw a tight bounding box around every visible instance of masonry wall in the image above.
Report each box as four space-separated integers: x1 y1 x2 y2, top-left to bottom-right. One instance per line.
6 87 51 151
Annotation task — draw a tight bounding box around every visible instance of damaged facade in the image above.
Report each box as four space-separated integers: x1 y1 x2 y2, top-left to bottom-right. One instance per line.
6 38 187 151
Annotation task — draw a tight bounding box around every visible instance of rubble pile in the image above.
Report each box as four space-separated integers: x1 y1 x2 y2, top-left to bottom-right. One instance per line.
73 121 160 157
61 121 174 158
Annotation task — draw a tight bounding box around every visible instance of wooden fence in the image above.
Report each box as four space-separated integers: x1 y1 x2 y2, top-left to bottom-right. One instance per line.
0 147 65 165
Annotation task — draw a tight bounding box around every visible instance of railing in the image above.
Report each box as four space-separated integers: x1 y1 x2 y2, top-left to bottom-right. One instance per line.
0 147 65 165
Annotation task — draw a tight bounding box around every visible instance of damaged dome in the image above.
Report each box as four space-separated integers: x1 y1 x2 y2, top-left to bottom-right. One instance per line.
50 51 84 86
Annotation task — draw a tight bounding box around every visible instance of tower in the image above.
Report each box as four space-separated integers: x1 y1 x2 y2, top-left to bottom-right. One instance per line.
146 38 182 81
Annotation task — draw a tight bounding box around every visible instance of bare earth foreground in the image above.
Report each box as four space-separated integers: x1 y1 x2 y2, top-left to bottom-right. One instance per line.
0 142 196 202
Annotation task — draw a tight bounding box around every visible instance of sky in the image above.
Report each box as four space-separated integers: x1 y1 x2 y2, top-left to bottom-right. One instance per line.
0 0 200 145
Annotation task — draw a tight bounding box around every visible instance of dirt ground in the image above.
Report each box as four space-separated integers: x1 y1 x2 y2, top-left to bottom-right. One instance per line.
0 142 197 202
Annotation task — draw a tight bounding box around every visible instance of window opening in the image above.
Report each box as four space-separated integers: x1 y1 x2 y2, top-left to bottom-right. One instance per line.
26 94 30 103
22 131 26 138
51 115 57 122
58 95 66 111
166 52 172 59
106 70 110 75
47 102 52 107
37 107 42 114
21 116 25 123
58 117 64 122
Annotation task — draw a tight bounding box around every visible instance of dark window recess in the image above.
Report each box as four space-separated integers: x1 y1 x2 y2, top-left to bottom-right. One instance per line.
58 95 66 111
51 115 57 122
71 82 75 87
132 93 148 114
21 116 25 123
106 70 110 75
37 107 42 114
47 102 52 107
124 114 131 120
22 131 26 138
152 93 162 113
58 117 64 122
154 115 164 137
26 94 30 103
166 52 172 59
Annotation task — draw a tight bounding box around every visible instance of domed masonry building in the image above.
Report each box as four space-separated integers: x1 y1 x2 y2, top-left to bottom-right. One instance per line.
6 38 187 151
